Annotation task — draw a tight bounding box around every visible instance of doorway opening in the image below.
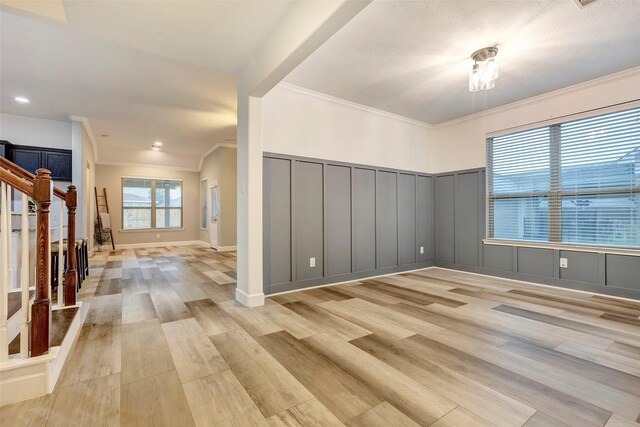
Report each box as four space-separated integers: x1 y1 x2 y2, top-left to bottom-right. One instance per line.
208 182 219 249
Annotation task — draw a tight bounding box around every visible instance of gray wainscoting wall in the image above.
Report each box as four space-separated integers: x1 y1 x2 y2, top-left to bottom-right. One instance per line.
263 153 434 294
434 168 640 300
263 156 640 300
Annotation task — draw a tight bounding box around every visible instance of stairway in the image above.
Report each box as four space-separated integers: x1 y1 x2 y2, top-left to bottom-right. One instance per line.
8 306 79 355
0 156 84 406
6 291 34 350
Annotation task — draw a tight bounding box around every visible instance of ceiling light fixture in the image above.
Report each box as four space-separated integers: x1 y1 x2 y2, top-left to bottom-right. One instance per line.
151 146 160 151
14 96 30 103
153 141 163 146
469 47 499 92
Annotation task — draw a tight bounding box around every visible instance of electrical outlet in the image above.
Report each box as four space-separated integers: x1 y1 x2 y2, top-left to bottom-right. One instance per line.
420 246 424 254
309 257 316 268
560 257 568 268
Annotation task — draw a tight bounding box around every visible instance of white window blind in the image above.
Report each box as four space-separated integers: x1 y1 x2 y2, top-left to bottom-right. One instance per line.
487 106 640 248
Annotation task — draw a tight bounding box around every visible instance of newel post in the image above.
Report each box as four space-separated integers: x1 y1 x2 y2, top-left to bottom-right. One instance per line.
64 185 77 306
31 168 52 357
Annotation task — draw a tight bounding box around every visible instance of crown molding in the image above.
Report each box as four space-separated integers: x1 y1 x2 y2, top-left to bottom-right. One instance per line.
198 143 237 171
96 160 200 172
278 82 433 129
69 115 98 163
280 66 640 131
432 65 640 129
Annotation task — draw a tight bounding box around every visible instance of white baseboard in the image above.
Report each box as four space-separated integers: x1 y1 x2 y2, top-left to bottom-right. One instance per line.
0 304 83 406
113 240 207 250
235 288 265 307
213 245 237 252
47 303 83 393
267 265 437 297
0 350 55 406
199 241 237 252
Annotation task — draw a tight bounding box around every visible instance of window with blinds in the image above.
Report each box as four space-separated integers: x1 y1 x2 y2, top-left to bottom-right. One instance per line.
487 106 640 248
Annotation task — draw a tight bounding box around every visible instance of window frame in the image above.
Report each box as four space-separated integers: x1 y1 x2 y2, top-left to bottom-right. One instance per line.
485 101 640 253
121 176 184 231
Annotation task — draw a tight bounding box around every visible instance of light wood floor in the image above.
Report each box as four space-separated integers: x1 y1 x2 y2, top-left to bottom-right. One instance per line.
2 245 640 427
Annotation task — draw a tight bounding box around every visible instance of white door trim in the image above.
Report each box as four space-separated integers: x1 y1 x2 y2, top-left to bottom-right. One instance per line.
208 182 219 249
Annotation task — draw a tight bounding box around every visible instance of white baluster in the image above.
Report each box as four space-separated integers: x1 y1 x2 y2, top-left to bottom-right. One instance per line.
7 187 12 292
58 200 63 307
1 182 9 362
20 193 29 358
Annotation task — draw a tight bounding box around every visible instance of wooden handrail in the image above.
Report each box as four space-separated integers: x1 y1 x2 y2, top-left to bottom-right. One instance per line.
1 157 80 356
0 157 66 199
0 167 34 196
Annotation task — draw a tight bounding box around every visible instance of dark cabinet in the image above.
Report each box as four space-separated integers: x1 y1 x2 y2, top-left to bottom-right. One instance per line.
0 140 9 158
0 141 72 181
43 151 72 180
11 148 43 174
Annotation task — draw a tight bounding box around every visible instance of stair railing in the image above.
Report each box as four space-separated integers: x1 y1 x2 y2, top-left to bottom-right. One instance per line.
0 157 78 359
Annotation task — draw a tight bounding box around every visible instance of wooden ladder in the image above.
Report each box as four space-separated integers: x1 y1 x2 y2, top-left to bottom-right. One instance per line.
94 187 115 250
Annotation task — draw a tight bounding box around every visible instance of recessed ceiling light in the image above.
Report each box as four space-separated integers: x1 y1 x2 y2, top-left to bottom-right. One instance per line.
151 146 160 151
153 141 163 146
14 96 29 103
101 134 109 138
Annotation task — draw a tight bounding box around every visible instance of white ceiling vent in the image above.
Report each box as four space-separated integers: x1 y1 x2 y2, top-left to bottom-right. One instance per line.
573 0 599 8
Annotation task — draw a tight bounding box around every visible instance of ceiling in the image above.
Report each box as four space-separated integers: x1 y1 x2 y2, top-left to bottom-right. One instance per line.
61 0 295 74
284 0 640 125
3 0 640 169
0 1 295 169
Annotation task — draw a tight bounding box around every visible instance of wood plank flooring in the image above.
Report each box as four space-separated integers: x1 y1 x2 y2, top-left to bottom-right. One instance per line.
2 245 640 426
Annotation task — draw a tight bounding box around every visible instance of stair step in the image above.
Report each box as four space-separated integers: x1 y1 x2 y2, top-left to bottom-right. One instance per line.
8 306 79 355
8 290 34 319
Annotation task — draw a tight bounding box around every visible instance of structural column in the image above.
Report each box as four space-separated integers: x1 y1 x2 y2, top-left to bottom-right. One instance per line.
233 0 370 307
70 120 84 240
236 90 265 307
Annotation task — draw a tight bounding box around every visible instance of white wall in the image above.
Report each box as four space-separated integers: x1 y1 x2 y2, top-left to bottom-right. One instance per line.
82 128 96 251
262 68 640 175
429 67 640 173
200 146 237 247
0 113 71 149
70 121 84 239
262 83 433 173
